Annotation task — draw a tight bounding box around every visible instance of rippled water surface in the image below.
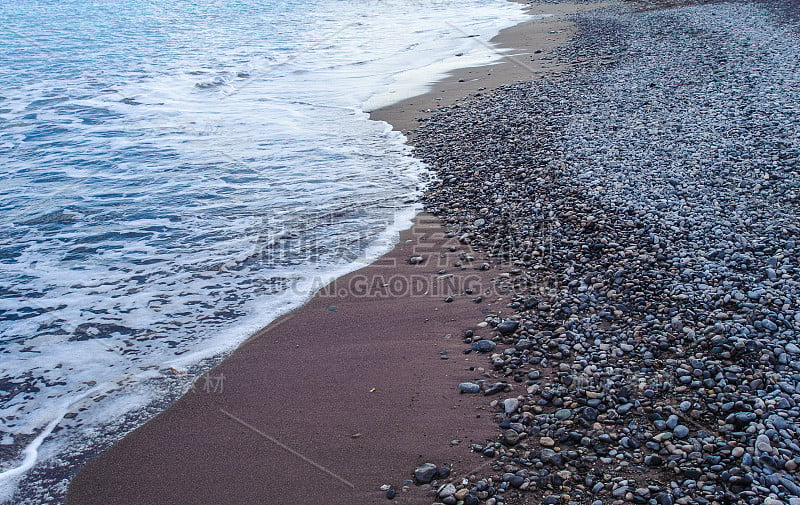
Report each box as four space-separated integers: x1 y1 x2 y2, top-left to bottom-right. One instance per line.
0 0 529 501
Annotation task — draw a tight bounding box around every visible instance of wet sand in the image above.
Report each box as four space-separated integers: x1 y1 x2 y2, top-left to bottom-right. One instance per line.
67 214 514 504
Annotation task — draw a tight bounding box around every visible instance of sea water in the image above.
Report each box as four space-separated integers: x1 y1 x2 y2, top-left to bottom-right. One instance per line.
0 0 529 501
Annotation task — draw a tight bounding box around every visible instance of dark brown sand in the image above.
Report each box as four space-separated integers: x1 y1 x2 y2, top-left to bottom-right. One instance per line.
67 214 511 504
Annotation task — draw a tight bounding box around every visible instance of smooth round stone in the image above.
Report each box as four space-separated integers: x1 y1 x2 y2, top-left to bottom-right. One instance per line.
503 429 520 446
540 448 557 461
673 425 690 439
734 412 757 424
770 415 790 430
612 485 630 498
756 433 773 453
621 436 640 449
497 319 520 335
503 398 520 414
438 483 457 498
507 475 525 488
555 408 572 420
657 493 674 505
645 454 663 466
617 403 633 414
666 414 679 430
540 436 556 447
582 406 599 421
459 382 481 394
472 340 496 353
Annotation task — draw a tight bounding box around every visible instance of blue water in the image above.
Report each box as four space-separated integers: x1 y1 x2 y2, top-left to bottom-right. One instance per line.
0 0 528 501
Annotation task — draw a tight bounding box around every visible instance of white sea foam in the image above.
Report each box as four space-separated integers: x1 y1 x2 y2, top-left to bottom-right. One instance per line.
0 0 530 501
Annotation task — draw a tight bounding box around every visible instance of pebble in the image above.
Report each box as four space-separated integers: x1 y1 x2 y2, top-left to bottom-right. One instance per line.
673 425 690 439
413 462 437 484
503 429 519 446
464 495 480 505
554 408 572 420
458 382 481 394
503 398 520 414
438 483 456 498
410 2 800 504
471 340 496 353
756 434 774 454
496 320 519 335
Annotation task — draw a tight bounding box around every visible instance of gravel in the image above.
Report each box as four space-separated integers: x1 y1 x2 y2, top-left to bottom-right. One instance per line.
410 0 800 503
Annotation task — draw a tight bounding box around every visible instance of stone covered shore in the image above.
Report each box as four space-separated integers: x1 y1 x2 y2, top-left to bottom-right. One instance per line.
411 0 800 504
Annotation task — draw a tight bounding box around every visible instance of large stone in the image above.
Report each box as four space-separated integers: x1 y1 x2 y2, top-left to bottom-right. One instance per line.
503 429 520 446
554 408 572 420
673 425 690 439
471 339 496 353
464 494 480 505
756 434 774 454
497 319 520 335
503 398 520 414
438 483 456 498
507 475 525 488
458 382 481 393
414 462 438 484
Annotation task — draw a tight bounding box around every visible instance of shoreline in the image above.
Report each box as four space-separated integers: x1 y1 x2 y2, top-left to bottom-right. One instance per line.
67 214 510 504
370 1 610 134
65 4 594 504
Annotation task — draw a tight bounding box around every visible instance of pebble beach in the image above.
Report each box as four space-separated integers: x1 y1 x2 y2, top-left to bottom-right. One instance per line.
64 0 800 504
412 0 800 504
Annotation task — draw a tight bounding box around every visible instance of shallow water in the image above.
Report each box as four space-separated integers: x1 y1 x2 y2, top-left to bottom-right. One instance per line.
0 0 529 501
